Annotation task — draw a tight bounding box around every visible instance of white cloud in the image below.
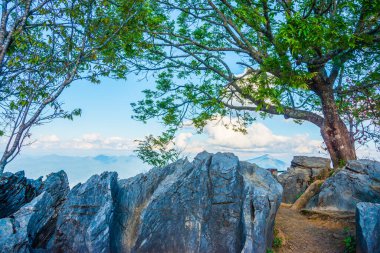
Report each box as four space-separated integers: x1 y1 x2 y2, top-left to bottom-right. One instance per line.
30 133 136 153
39 134 60 143
205 122 288 149
175 118 324 158
174 132 204 154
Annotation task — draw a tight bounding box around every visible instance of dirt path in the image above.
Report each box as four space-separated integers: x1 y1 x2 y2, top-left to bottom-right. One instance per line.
274 204 355 253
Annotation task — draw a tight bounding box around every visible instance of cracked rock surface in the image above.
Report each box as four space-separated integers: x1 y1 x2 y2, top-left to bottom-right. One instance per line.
0 152 283 253
0 170 69 253
306 160 380 212
278 156 330 204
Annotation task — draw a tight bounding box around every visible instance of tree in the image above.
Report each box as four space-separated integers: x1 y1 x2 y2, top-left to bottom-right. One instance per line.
134 129 182 167
0 0 155 174
132 0 380 167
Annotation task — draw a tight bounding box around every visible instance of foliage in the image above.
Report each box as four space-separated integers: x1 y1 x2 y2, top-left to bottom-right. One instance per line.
0 0 156 172
134 129 182 167
343 235 356 253
131 0 380 166
273 237 282 248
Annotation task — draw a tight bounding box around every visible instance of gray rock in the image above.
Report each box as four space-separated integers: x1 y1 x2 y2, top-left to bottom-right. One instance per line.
112 152 282 253
110 159 190 253
0 152 283 253
240 161 283 253
0 171 69 253
0 171 43 218
29 171 70 249
291 156 331 168
356 202 380 253
51 172 118 253
278 156 330 203
307 160 380 212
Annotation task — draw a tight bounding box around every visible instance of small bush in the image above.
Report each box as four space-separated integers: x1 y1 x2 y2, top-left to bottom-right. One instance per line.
266 249 274 253
343 235 356 253
338 159 347 168
273 237 283 248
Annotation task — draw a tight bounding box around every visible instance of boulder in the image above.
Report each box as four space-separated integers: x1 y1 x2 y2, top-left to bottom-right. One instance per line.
110 159 189 253
111 152 282 253
306 160 380 212
291 156 330 169
0 170 69 252
0 171 43 218
51 171 118 253
0 152 283 253
356 202 380 253
278 156 330 203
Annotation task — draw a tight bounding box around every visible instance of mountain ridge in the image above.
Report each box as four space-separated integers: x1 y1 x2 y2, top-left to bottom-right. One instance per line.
247 154 288 171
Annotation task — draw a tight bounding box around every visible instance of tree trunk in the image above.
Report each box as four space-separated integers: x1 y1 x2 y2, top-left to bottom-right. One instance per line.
318 88 357 167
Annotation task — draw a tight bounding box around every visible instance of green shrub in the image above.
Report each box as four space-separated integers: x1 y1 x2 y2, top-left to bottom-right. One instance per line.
343 235 356 253
273 237 283 248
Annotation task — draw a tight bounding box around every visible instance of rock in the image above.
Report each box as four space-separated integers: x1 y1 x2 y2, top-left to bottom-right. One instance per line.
306 160 380 212
240 161 283 253
278 156 330 203
356 202 380 253
111 152 282 253
291 156 331 169
51 172 118 253
291 180 324 211
0 152 283 253
0 170 69 253
110 159 189 253
0 171 43 218
29 171 70 249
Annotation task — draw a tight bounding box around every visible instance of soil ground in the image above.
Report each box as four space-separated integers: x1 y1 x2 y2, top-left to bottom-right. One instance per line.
274 204 356 253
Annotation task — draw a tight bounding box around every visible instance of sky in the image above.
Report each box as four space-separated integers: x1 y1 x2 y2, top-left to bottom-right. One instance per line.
3 71 377 168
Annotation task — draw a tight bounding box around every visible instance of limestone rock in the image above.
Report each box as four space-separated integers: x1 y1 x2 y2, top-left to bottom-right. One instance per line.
306 160 380 212
112 152 282 253
356 202 380 253
0 171 43 218
278 156 330 204
0 152 283 253
0 170 69 253
110 159 188 253
51 172 118 253
291 156 330 169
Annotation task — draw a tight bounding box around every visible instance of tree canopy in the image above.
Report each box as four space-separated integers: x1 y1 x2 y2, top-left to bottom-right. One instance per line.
0 0 159 173
132 0 380 166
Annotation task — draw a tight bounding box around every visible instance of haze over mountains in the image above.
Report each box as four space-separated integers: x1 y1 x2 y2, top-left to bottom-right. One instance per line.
7 154 150 187
246 154 288 171
6 153 288 187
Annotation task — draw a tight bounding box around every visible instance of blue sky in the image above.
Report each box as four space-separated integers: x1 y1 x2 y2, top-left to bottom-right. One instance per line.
6 72 379 164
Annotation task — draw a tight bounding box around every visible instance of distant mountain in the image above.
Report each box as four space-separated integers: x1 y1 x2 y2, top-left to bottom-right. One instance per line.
94 155 118 164
6 154 150 187
246 154 288 171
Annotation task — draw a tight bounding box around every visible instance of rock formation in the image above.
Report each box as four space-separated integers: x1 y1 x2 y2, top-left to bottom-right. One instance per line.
0 152 283 253
0 171 43 218
306 160 380 212
278 156 330 203
51 172 117 253
356 202 380 253
0 170 69 252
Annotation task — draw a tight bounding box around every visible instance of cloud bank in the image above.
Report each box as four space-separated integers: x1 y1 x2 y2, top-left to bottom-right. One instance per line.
174 120 323 159
11 118 378 161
